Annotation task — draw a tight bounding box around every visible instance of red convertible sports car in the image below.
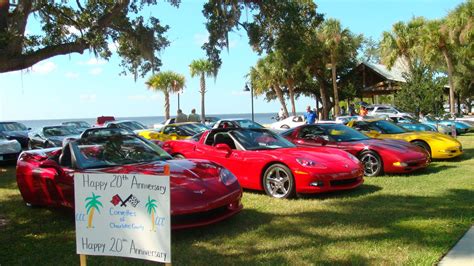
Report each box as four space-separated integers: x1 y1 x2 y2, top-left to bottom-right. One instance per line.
281 124 430 176
16 129 242 230
162 128 364 198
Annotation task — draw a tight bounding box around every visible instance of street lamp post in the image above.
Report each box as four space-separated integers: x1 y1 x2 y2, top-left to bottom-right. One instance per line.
244 84 254 122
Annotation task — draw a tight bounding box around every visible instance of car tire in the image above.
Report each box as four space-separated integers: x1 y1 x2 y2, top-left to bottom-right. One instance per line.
173 154 185 159
411 140 431 157
263 164 295 199
359 151 383 177
280 124 290 129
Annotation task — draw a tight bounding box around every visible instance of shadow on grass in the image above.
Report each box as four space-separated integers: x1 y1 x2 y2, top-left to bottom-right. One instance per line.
0 168 473 264
397 164 457 176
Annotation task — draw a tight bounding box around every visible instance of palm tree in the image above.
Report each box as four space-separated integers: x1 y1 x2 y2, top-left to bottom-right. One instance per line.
380 18 425 70
145 196 158 231
421 19 457 114
189 59 218 123
85 193 103 228
146 71 185 119
248 55 289 118
318 19 352 116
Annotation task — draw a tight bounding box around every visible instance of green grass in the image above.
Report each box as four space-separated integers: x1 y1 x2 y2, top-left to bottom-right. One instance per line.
1 134 473 265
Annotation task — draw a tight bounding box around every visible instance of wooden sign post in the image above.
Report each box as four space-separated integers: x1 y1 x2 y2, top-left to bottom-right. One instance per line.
75 164 171 265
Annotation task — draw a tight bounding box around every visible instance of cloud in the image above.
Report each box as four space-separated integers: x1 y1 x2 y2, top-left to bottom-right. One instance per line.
194 32 209 46
80 94 97 103
65 71 80 79
89 68 103 75
66 26 81 36
108 41 119 52
79 58 107 66
31 61 56 74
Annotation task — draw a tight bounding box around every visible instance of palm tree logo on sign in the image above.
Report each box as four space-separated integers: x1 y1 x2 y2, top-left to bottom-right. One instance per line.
85 192 103 229
145 196 158 232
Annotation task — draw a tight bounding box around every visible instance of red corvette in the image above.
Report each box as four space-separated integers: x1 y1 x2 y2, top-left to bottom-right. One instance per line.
281 124 430 176
163 128 364 198
16 129 242 230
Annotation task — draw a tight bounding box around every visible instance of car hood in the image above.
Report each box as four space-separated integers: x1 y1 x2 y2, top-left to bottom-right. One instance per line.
2 130 29 138
84 159 241 213
0 139 21 153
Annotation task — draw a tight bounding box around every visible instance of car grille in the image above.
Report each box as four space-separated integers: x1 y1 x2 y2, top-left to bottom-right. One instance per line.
172 205 230 226
330 178 359 187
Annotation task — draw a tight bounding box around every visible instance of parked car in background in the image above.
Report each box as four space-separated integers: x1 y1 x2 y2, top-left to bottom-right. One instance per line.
16 129 242 229
347 120 463 159
387 115 438 132
421 115 472 135
269 116 305 129
0 133 22 163
366 105 413 118
140 122 209 142
94 116 115 127
61 121 91 134
0 121 30 149
212 119 265 129
281 124 429 177
153 118 176 130
163 128 364 198
104 120 148 132
204 116 221 127
28 126 80 149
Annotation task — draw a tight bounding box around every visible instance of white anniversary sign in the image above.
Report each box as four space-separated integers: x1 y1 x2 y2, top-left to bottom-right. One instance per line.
74 173 171 263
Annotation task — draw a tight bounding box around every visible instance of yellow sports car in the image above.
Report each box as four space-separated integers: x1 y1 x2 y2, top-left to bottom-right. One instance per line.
138 122 208 142
347 119 463 159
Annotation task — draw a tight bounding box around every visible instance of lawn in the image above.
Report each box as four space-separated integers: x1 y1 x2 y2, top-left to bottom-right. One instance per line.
1 134 473 265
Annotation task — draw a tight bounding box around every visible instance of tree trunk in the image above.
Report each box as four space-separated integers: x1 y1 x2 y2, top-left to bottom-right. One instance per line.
164 91 170 120
273 84 289 117
331 57 340 117
151 209 155 232
87 208 95 228
200 74 206 123
319 81 331 120
287 78 296 116
441 48 456 114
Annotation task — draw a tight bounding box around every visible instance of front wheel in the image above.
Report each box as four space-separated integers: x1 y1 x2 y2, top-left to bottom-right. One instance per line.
263 164 295 198
411 140 431 158
359 151 383 177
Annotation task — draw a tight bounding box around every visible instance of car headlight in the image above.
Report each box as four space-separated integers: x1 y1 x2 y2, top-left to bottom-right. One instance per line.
219 168 238 186
296 158 324 168
347 153 360 164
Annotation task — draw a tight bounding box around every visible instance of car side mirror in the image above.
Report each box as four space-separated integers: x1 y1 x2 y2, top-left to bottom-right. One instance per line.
28 127 32 130
39 159 64 175
215 143 232 157
169 133 178 140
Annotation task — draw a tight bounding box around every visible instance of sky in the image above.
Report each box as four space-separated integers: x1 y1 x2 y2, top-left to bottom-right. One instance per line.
0 0 464 121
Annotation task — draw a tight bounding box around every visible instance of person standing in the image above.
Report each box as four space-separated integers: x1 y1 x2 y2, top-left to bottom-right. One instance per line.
304 106 317 124
175 109 188 123
188 108 200 122
359 106 368 117
348 104 356 116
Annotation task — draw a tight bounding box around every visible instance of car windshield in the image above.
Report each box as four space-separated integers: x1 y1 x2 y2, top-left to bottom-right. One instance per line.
0 122 28 131
230 129 295 150
71 135 171 169
119 121 147 130
234 119 264 129
63 121 90 128
370 120 407 134
44 126 77 136
178 124 208 136
188 123 209 132
423 115 439 122
317 124 370 142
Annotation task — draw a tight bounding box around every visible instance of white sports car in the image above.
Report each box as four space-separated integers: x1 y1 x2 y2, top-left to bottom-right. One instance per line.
269 116 306 129
0 134 21 163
